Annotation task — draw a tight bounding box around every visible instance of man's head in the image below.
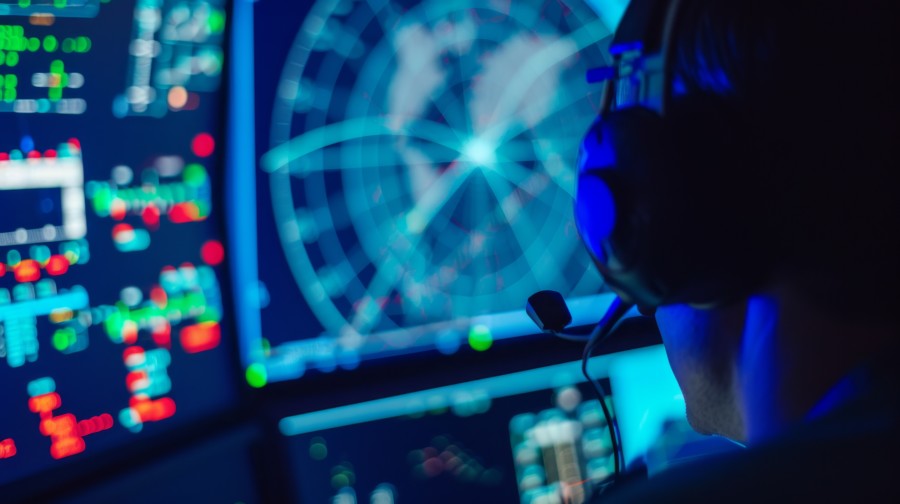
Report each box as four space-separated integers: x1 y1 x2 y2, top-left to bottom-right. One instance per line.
577 0 898 441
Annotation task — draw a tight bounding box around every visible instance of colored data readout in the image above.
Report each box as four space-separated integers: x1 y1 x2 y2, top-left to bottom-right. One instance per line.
0 0 233 491
280 347 736 504
278 357 621 504
27 377 114 460
0 140 86 246
114 0 226 118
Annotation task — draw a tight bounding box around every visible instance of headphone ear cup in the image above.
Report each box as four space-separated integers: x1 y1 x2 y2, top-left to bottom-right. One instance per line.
575 170 616 264
575 108 669 306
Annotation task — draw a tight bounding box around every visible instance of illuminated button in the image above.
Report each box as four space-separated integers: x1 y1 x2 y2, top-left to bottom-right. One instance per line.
191 133 215 158
14 259 41 282
200 240 225 266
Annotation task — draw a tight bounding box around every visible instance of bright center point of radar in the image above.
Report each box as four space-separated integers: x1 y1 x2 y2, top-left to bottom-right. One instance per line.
462 138 497 168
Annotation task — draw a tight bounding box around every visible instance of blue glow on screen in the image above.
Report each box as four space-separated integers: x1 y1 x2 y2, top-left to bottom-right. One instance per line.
280 344 682 446
607 345 687 467
228 0 264 370
278 343 740 501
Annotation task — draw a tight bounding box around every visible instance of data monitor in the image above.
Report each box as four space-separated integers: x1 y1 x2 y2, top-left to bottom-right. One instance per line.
277 345 740 503
0 0 235 491
236 0 632 385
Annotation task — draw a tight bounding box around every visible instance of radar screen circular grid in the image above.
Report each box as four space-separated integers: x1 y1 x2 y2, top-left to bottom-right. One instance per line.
266 0 610 345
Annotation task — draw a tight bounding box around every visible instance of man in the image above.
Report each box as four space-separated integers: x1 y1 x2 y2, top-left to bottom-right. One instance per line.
577 0 899 500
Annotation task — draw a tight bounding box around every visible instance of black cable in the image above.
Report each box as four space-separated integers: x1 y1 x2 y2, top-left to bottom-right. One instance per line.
552 332 592 343
580 297 632 482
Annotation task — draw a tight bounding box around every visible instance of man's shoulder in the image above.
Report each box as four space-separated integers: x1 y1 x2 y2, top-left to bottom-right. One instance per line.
601 409 900 503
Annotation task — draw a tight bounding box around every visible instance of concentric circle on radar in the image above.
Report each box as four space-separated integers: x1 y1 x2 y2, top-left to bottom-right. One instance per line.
264 0 610 347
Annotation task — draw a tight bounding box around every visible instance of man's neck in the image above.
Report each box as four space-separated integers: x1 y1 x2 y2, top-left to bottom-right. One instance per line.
735 289 893 445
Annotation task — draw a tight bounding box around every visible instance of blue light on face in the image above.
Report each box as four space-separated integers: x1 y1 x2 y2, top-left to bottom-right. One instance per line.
740 295 779 443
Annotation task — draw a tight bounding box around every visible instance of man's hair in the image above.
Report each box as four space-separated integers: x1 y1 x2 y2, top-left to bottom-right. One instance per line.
667 0 898 321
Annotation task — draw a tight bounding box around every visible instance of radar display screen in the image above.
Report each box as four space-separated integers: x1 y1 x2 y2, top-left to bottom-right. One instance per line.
241 0 621 384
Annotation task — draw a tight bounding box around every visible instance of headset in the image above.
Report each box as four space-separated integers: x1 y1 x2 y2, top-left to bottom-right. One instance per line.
529 0 763 491
529 0 689 488
579 0 767 311
577 0 686 310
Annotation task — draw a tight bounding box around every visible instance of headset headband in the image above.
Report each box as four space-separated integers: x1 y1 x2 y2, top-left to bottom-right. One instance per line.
591 0 683 116
577 0 707 308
